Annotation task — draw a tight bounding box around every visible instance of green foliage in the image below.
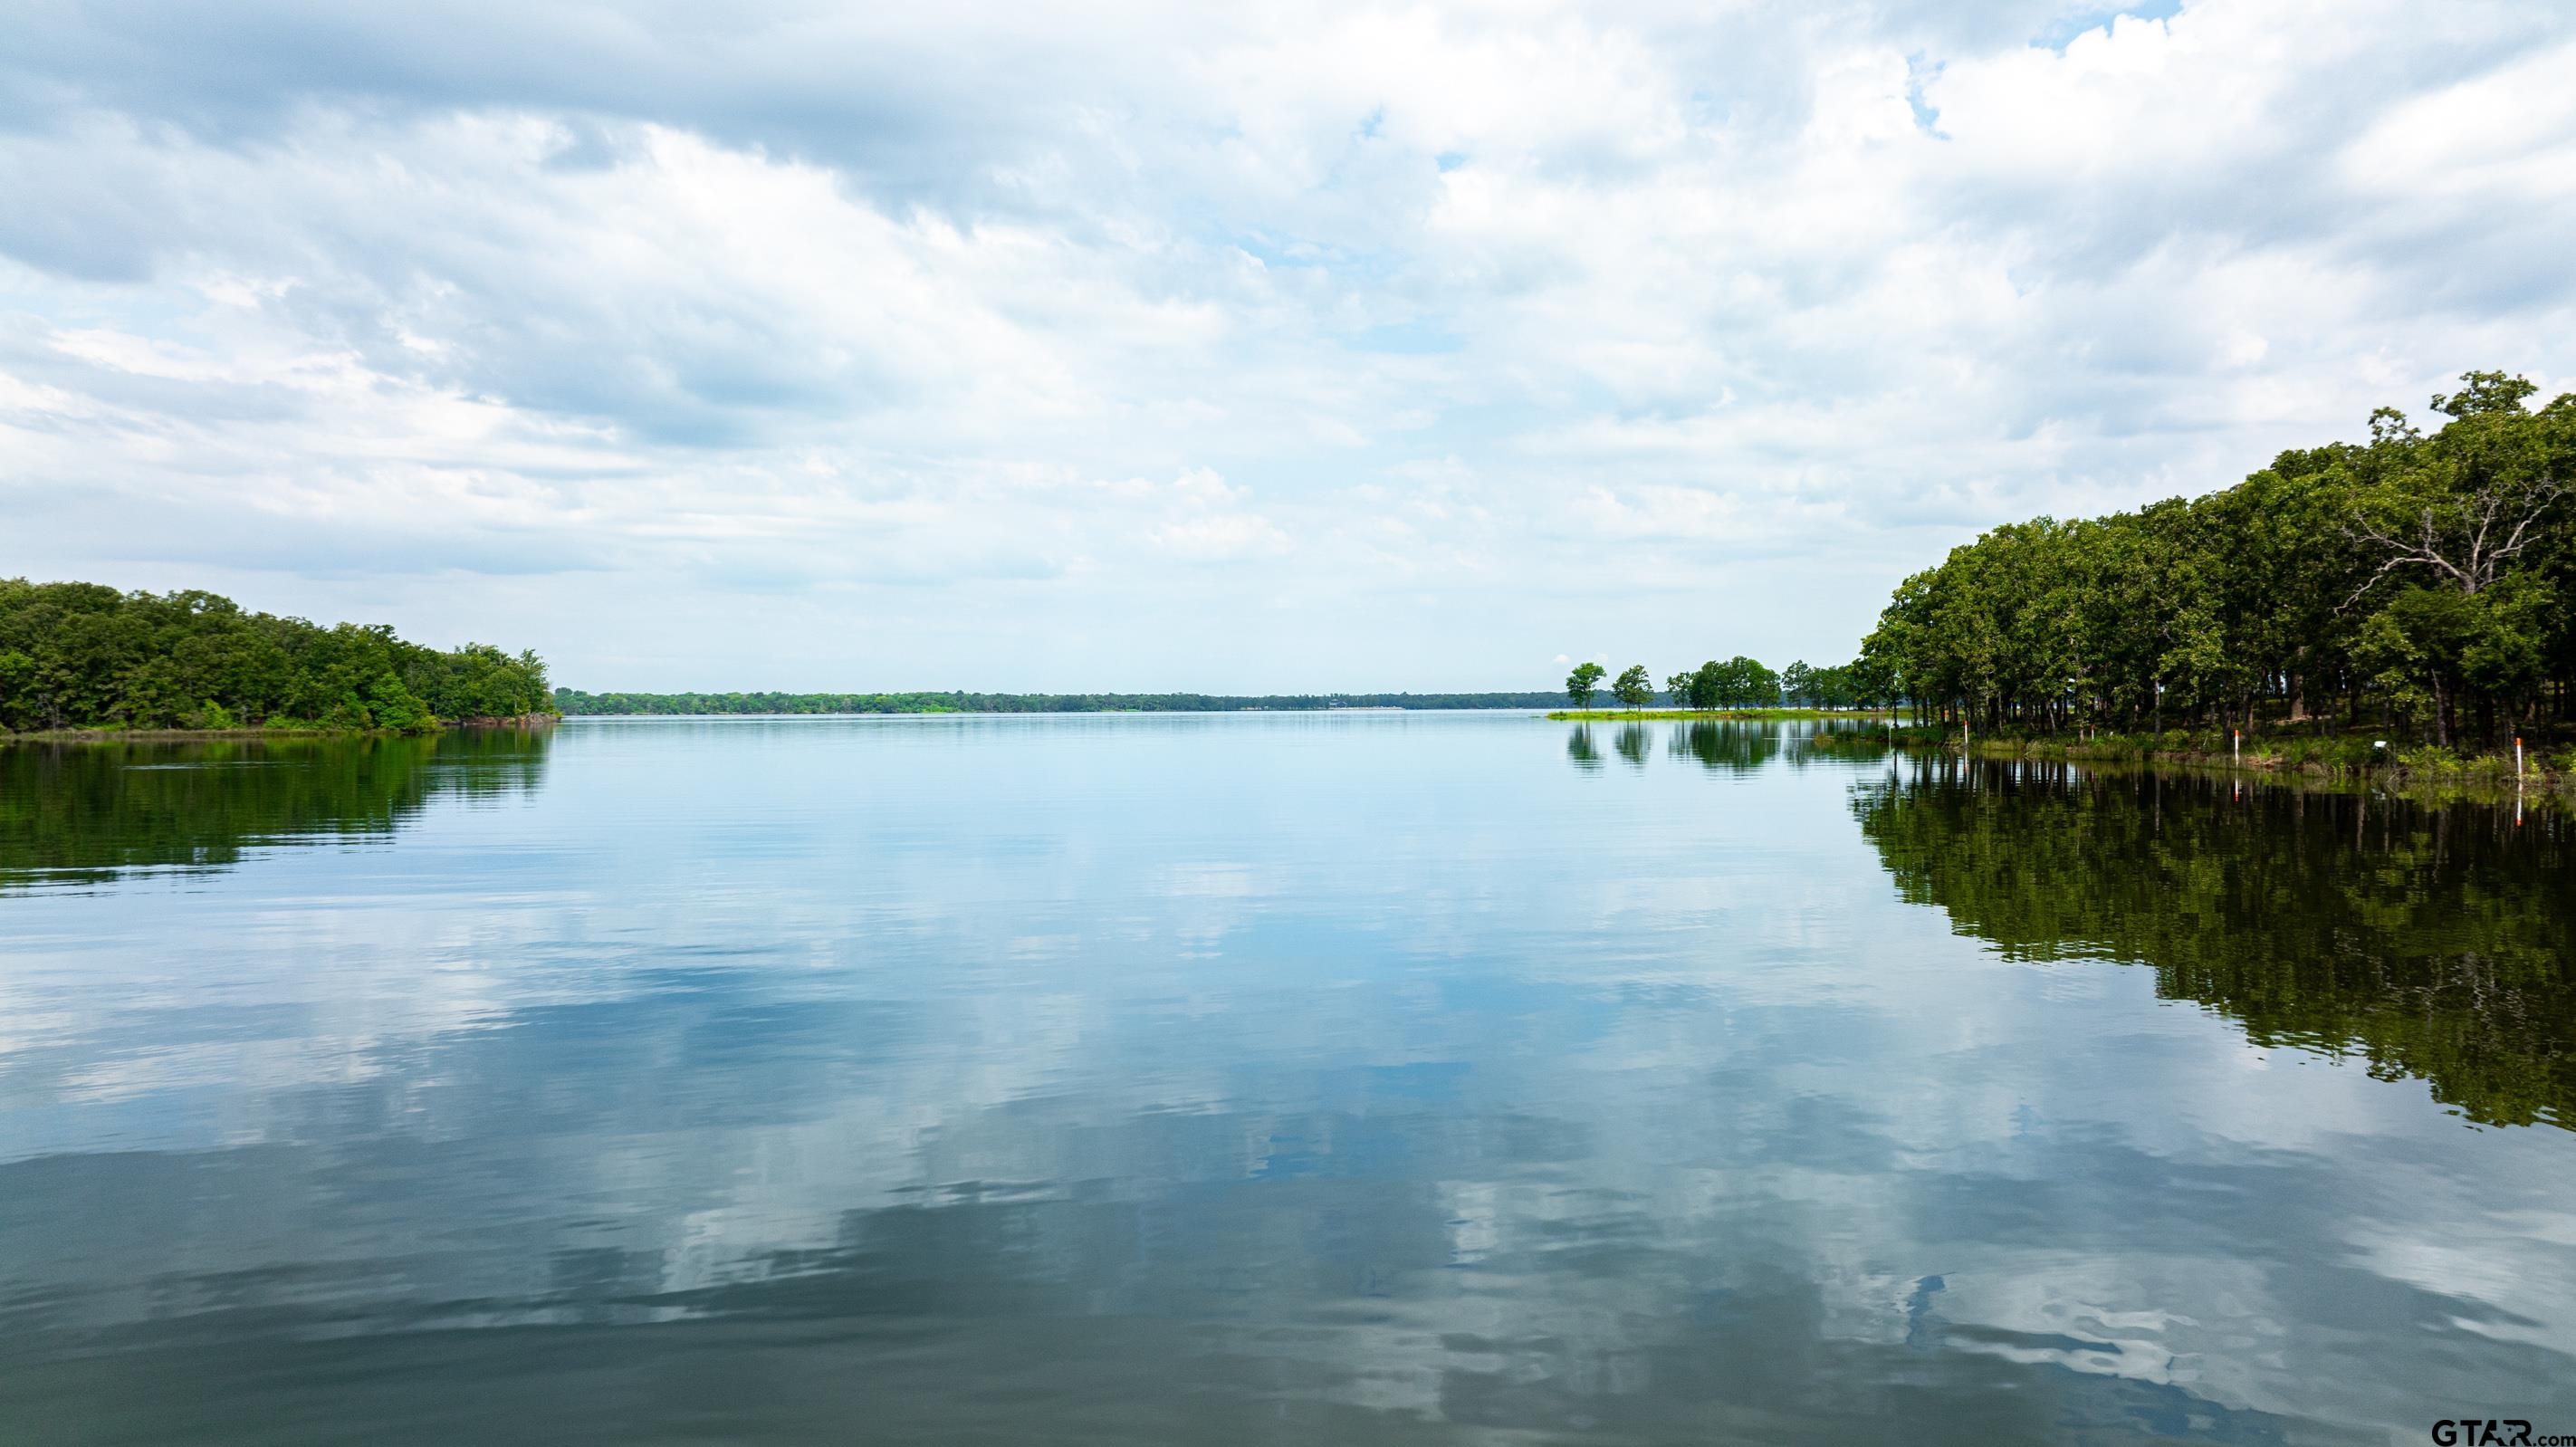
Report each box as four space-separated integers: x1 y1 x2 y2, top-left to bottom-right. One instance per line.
1611 664 1653 710
365 672 433 733
2395 744 2463 777
1566 662 1606 710
1685 656 1782 710
0 580 554 733
1780 658 1888 709
1859 370 2576 748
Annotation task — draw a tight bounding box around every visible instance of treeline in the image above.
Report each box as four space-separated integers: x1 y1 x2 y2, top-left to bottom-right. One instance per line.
0 580 554 734
1859 371 2574 748
553 689 1569 715
1563 657 1891 710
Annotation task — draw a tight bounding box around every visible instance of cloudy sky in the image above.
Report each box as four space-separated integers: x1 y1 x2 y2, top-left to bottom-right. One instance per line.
3 0 2572 691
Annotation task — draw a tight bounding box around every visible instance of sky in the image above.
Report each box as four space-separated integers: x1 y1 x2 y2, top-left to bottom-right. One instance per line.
3 0 2573 693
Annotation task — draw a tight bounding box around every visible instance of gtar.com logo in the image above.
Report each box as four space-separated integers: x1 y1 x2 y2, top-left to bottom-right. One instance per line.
2432 1423 2545 1446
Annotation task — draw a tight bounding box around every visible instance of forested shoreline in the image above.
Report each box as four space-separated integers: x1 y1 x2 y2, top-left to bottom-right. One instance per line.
18 371 2564 757
0 580 553 735
1854 371 2573 752
554 689 1567 714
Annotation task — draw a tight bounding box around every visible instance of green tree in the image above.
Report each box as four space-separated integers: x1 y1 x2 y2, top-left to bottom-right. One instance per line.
365 672 435 734
1612 664 1652 711
1782 661 1816 707
1688 660 1722 711
1566 661 1606 710
1846 369 2573 747
0 579 555 735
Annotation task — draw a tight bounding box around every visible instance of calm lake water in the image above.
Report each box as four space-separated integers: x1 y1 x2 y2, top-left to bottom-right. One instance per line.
3 714 2572 1444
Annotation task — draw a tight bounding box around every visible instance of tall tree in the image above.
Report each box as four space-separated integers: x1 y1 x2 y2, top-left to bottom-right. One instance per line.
1613 665 1653 711
1688 660 1723 711
1782 661 1815 707
1566 661 1606 710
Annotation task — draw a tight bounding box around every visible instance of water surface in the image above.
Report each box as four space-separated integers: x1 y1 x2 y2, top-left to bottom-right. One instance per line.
3 715 2571 1443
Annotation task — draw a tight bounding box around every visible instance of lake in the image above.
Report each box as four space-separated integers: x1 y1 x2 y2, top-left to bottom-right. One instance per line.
3 714 2572 1443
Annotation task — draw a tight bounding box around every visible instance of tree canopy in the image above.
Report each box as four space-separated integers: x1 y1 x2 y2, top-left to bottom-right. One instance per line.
1611 664 1654 709
1856 372 2573 747
0 580 553 733
1678 656 1786 710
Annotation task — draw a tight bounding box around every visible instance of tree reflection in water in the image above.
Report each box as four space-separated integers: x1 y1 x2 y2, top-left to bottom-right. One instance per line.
1852 753 2576 1128
0 728 553 892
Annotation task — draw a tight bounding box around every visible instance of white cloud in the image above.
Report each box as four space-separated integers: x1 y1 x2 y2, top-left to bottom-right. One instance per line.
0 0 2571 688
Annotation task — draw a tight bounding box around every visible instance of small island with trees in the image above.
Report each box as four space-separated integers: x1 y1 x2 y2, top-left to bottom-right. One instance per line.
0 580 555 738
1553 656 1887 719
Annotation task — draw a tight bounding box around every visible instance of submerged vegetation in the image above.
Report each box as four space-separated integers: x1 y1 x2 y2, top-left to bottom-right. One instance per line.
0 580 554 735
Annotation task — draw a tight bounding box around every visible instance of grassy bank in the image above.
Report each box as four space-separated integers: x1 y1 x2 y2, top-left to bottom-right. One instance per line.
1547 708 1891 722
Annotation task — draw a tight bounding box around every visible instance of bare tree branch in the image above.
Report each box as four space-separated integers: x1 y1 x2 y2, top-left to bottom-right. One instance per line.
2344 475 2563 609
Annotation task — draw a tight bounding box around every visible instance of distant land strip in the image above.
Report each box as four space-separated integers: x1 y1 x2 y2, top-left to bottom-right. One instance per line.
553 689 1571 714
